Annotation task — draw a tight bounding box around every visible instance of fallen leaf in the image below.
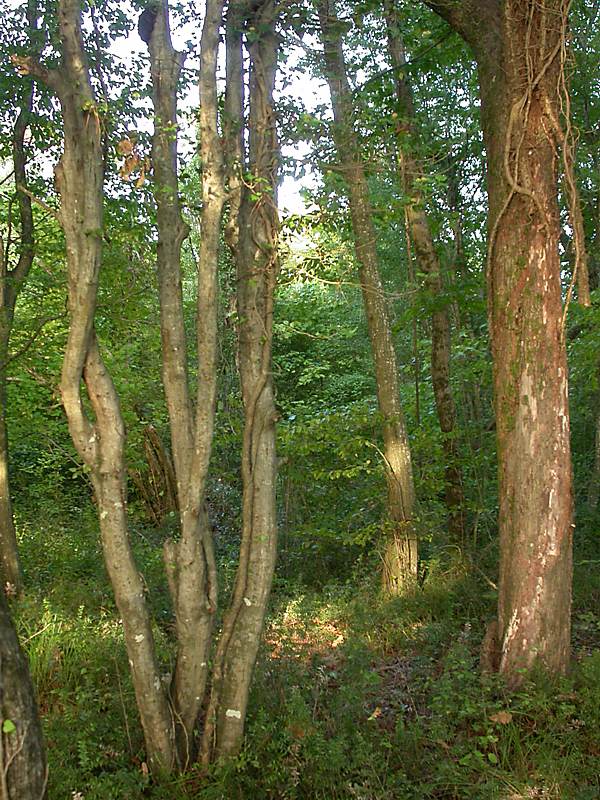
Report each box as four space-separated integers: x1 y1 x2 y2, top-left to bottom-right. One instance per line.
490 710 513 725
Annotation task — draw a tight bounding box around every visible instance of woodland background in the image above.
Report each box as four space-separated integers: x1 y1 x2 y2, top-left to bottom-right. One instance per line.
0 0 599 797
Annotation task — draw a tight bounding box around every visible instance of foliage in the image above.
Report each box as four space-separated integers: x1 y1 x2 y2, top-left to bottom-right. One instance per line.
11 508 600 798
0 0 598 795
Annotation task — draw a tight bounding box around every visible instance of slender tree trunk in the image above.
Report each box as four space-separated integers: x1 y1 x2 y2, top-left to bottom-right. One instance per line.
0 2 38 595
145 0 223 762
425 0 586 680
587 384 600 510
385 0 465 545
25 0 175 768
201 0 280 761
0 349 20 597
586 160 600 508
0 591 47 799
318 0 417 591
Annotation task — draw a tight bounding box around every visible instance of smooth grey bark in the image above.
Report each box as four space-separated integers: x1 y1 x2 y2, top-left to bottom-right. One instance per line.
201 0 280 761
147 0 278 765
145 0 223 762
23 0 175 768
318 0 417 592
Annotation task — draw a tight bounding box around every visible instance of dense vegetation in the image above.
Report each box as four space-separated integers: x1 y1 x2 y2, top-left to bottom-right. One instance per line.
0 0 599 797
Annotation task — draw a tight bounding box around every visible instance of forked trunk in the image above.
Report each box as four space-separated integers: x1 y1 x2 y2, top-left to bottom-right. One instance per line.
201 0 280 761
318 0 417 592
25 0 175 768
145 0 223 761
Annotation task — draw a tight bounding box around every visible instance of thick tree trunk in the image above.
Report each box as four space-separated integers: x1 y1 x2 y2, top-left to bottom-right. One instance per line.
27 0 175 769
201 0 280 761
425 0 579 679
0 591 47 799
385 1 465 545
318 0 417 591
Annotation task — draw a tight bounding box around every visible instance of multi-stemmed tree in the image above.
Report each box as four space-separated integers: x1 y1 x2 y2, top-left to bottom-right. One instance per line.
16 0 282 772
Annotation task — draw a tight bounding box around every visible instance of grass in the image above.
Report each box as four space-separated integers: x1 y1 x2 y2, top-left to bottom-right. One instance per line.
11 501 600 799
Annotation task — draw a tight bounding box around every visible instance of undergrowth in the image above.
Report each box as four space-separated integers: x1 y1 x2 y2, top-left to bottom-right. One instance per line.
11 505 600 800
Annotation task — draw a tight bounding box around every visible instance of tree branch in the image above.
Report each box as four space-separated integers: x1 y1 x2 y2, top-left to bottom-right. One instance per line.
10 55 62 93
422 0 500 55
0 314 64 370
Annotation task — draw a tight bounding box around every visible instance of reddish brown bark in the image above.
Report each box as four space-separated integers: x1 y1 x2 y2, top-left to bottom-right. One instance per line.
425 0 576 679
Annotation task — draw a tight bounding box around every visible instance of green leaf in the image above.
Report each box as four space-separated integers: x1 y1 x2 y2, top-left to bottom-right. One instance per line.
487 752 498 764
2 719 16 734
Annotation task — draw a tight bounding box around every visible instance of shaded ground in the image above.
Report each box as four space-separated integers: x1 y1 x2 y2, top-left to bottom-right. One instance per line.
11 509 600 799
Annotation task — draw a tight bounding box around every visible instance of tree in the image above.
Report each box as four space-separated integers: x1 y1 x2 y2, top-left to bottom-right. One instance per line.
423 0 588 679
17 0 176 769
0 0 39 596
144 0 282 763
318 0 418 591
144 0 222 762
201 0 281 760
384 0 465 544
0 591 46 799
15 0 283 770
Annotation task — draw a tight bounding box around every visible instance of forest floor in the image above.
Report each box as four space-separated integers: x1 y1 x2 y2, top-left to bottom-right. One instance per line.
12 502 600 800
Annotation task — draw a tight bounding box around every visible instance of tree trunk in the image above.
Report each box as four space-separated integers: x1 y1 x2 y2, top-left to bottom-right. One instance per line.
384 0 465 546
587 382 600 510
0 352 21 597
26 0 175 769
145 0 223 762
0 2 38 595
425 0 582 680
318 0 417 592
0 591 47 799
201 0 280 761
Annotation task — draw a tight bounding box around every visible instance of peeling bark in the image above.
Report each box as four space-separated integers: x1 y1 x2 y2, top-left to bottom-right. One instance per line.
425 0 575 680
